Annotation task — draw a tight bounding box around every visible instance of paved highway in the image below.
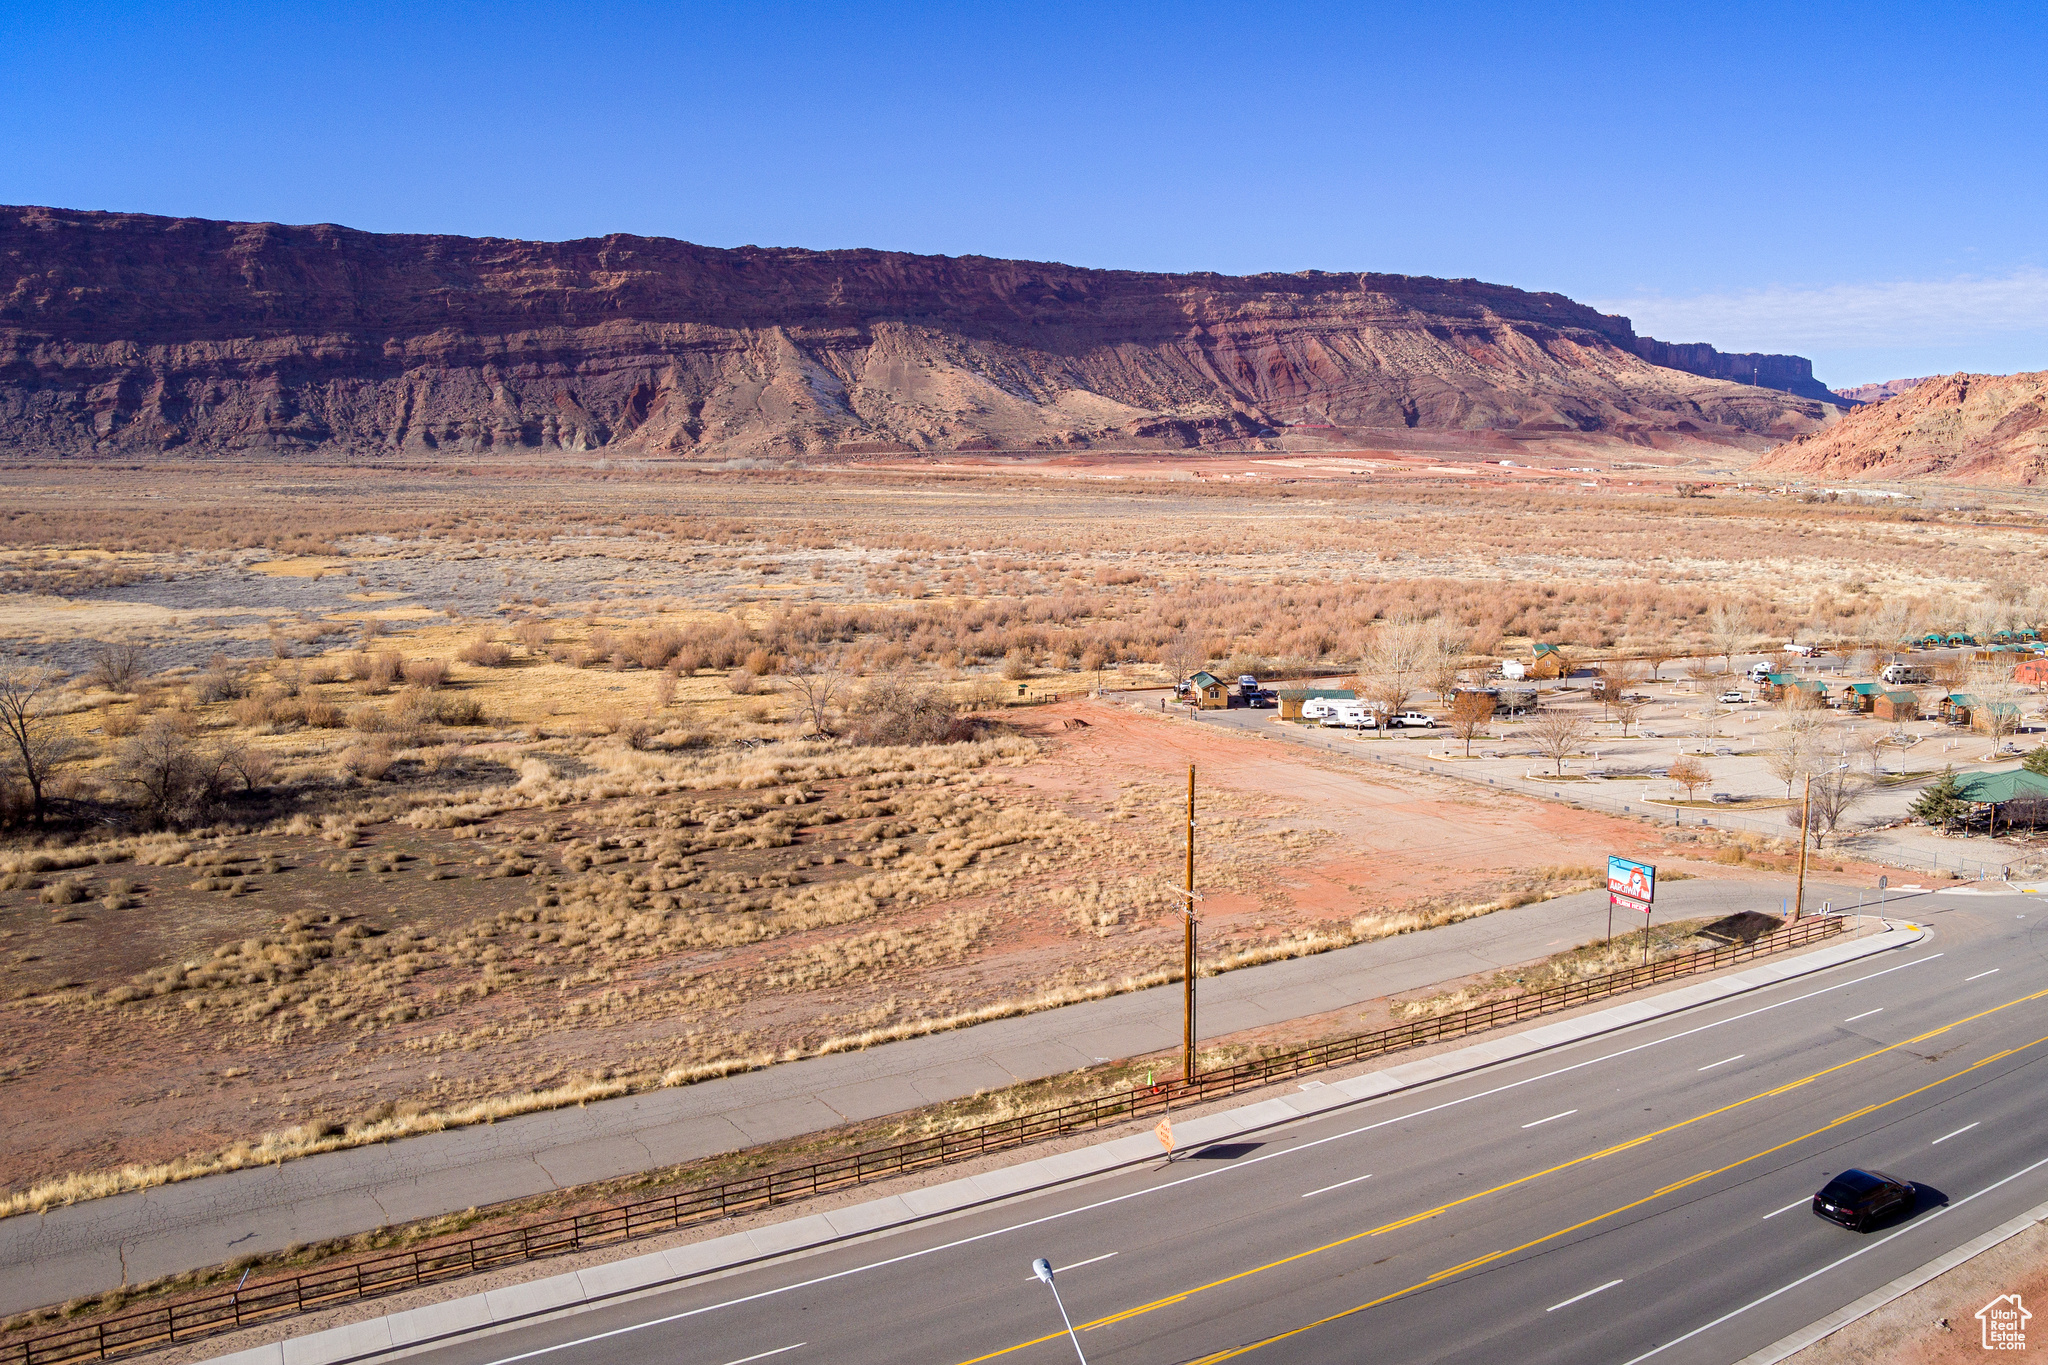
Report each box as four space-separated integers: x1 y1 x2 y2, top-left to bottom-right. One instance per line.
380 896 2046 1365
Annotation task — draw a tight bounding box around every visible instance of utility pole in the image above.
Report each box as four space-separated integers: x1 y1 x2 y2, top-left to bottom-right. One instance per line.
1183 763 1198 1084
1793 771 1811 922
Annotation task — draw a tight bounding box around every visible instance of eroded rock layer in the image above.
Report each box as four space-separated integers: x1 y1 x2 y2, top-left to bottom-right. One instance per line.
0 205 1845 458
1758 371 2048 485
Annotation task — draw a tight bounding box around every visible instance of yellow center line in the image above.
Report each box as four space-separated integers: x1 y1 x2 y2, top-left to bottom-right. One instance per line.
1198 1025 2048 1361
953 986 2048 1365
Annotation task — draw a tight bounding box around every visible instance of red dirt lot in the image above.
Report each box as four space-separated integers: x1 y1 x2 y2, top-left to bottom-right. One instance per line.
1 700 1793 1204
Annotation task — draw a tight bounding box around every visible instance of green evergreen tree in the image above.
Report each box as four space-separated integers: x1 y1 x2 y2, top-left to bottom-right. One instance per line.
1911 766 1972 832
2024 745 2048 777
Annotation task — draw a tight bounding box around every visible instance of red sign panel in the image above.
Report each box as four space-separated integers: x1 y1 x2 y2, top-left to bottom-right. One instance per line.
1610 891 1652 915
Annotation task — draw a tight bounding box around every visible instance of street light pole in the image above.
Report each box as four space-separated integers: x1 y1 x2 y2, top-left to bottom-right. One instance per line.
1031 1259 1089 1365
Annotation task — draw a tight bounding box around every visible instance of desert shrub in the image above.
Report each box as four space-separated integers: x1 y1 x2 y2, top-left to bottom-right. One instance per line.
302 700 345 728
114 718 234 829
347 704 390 734
512 620 551 652
629 627 685 670
744 647 776 676
194 664 241 704
671 649 705 676
402 658 449 689
215 739 276 790
727 668 758 695
343 743 395 781
101 704 140 739
597 710 653 749
849 675 966 746
1000 649 1031 681
434 695 487 726
39 876 89 906
457 635 511 667
231 695 273 729
86 642 146 691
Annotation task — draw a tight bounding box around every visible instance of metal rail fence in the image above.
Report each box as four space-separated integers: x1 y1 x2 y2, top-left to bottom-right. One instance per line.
5 915 1846 1365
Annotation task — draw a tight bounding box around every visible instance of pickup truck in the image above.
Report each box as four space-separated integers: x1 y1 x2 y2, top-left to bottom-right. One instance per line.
1387 711 1437 729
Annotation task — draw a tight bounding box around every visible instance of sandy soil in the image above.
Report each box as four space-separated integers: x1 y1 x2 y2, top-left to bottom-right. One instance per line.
1787 1218 2048 1363
0 700 1781 1202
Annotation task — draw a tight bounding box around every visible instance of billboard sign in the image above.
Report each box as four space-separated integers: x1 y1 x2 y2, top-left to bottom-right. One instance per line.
1608 856 1656 903
1610 891 1652 916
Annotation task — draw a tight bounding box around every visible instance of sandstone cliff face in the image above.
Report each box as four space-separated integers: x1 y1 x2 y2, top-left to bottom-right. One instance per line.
1757 371 2048 484
1831 376 1931 404
0 205 1843 458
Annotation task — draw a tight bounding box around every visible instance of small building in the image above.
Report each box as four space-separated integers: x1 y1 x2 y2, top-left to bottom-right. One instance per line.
1276 687 1356 721
1529 642 1569 680
2017 658 2048 685
1187 671 1231 710
1938 691 1972 724
1841 681 1884 713
1760 673 1825 704
1873 689 1920 721
1953 769 2048 829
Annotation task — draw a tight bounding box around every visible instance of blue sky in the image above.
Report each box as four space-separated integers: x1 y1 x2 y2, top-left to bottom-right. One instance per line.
3 1 2043 386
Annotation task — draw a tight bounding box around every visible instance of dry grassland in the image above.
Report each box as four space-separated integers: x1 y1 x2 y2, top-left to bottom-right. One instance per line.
0 461 2032 1216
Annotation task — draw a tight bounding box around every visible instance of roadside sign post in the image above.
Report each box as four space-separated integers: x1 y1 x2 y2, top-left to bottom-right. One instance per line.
1608 857 1655 958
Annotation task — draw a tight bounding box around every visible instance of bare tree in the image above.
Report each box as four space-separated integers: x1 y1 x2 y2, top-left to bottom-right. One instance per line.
783 653 853 737
1359 615 1435 737
0 662 82 824
116 716 234 829
1709 603 1752 679
1597 662 1644 727
1526 708 1589 777
1762 726 1813 799
1684 658 1723 694
1160 630 1204 690
1968 664 2027 757
1643 645 1676 682
1798 764 1872 847
1612 692 1649 738
1426 649 1465 706
1667 756 1711 802
1449 689 1494 757
1870 597 1921 653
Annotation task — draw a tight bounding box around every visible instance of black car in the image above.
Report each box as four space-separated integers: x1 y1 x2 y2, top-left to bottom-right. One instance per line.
1812 1168 1914 1230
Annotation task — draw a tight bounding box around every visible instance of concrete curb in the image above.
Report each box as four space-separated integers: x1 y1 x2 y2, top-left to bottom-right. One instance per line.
1737 1194 2048 1364
200 923 1927 1365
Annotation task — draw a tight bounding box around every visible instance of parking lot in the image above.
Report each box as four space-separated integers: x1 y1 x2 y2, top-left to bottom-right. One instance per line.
1125 647 2048 884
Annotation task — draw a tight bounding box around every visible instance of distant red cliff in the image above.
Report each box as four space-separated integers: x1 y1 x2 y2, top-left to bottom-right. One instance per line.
0 205 1846 458
1758 371 2048 484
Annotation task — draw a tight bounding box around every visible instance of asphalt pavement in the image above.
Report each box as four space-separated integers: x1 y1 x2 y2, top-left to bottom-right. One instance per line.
364 891 2048 1365
0 875 1864 1316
